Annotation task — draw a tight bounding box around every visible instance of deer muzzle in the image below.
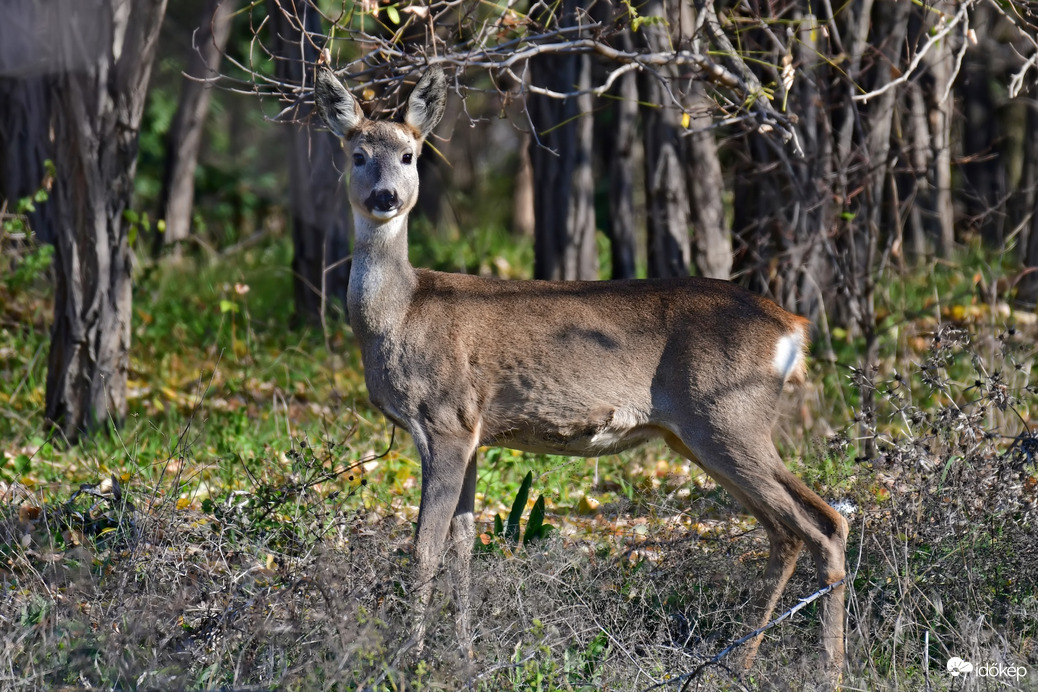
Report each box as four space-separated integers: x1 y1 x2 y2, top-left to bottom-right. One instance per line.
366 189 400 217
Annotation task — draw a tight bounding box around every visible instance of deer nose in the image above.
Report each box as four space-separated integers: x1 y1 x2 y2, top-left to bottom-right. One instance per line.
367 189 399 214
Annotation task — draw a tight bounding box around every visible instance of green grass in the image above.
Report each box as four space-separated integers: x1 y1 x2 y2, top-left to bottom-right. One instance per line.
0 233 668 524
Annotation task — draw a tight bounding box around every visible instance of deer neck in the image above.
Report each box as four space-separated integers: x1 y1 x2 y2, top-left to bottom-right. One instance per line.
347 211 416 340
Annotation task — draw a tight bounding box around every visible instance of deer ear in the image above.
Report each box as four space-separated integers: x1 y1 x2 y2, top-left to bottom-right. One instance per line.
404 67 447 140
315 65 365 138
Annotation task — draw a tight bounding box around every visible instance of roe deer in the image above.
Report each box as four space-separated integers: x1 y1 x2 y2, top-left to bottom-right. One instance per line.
314 61 848 686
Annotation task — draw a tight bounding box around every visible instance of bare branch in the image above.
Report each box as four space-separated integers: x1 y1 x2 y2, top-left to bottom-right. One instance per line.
224 0 805 150
852 0 975 104
639 578 848 692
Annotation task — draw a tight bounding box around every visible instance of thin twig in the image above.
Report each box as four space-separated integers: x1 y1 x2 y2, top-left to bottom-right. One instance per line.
852 0 975 104
639 578 848 691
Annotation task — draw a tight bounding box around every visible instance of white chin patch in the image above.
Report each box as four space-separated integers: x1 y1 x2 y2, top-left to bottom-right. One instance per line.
773 332 803 381
370 209 398 220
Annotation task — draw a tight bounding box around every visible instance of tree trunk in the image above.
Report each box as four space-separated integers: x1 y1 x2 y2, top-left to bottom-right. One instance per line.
685 81 731 280
730 138 770 290
782 8 832 319
155 0 235 254
0 2 56 243
528 0 598 281
268 0 352 324
602 32 638 280
959 3 1005 245
512 132 535 238
45 0 168 442
902 82 931 260
837 0 909 457
639 1 691 279
925 16 956 258
1018 103 1038 305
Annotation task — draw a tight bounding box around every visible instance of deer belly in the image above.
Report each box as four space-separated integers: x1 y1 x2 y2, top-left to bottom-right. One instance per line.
485 405 659 456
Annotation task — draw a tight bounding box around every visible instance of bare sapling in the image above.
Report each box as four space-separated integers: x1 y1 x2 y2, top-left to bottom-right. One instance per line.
314 59 848 687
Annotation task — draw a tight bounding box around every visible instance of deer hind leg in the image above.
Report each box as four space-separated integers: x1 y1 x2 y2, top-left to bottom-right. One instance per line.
411 429 478 655
449 452 478 659
734 501 804 672
666 429 847 685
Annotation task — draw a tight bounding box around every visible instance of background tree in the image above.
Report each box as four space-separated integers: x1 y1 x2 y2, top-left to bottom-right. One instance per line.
267 0 351 325
639 2 693 279
527 0 599 281
45 0 168 442
155 0 236 254
0 1 56 244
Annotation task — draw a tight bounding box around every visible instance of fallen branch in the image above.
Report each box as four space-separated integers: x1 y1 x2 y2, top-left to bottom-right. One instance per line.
639 577 848 692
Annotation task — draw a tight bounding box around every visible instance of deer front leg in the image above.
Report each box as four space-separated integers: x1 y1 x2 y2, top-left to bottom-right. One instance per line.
411 429 477 656
450 453 478 659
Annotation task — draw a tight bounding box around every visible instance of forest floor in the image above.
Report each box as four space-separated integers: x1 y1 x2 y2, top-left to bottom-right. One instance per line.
1 238 1037 691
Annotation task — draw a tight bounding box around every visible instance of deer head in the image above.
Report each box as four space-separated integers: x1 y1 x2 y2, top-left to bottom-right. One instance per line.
315 65 446 224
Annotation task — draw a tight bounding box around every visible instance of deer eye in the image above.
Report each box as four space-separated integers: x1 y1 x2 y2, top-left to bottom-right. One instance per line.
401 153 413 165
353 153 365 167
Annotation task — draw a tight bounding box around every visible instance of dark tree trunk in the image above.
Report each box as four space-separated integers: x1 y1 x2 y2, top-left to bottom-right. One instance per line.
0 2 56 243
155 0 235 254
863 0 910 450
528 0 598 281
782 8 832 319
601 32 638 280
830 0 909 457
45 0 168 442
639 1 690 279
896 2 956 261
959 3 1006 245
0 77 53 243
268 0 351 324
1018 103 1038 305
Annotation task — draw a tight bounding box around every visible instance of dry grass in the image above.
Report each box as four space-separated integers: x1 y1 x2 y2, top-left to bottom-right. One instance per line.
3 406 1035 692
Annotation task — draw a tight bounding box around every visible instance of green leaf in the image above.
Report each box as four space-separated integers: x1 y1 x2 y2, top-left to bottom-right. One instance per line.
631 14 666 32
505 471 532 542
386 5 400 24
494 513 504 536
523 495 546 545
219 299 239 314
15 454 31 474
938 455 959 490
123 209 139 224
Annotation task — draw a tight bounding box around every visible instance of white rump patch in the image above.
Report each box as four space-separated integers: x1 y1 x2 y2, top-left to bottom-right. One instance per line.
773 332 803 381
